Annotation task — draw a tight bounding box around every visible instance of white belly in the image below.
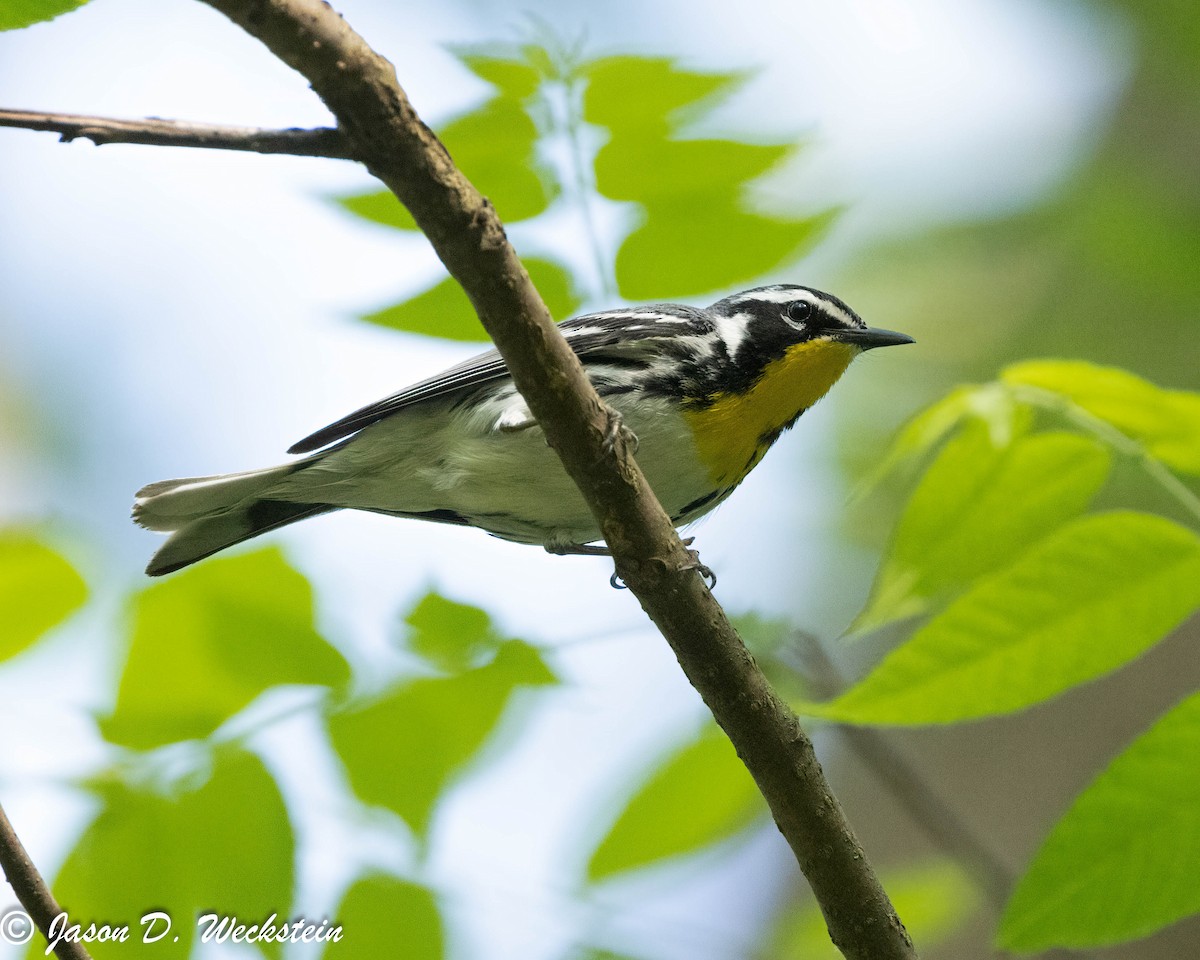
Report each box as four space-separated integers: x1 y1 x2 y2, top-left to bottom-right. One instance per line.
273 388 718 546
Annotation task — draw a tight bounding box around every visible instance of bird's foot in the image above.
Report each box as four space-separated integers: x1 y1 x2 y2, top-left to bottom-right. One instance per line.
603 409 639 457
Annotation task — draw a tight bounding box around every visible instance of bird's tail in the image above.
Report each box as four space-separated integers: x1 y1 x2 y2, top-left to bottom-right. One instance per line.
133 463 333 576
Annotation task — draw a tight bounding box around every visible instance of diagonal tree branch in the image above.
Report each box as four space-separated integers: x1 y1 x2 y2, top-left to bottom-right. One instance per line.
168 2 920 957
0 801 92 960
0 107 352 158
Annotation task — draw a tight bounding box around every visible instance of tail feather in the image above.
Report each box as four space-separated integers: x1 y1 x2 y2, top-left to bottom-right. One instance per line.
133 464 334 576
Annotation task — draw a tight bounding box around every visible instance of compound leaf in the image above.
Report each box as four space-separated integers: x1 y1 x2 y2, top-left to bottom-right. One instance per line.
1004 360 1200 475
806 512 1200 725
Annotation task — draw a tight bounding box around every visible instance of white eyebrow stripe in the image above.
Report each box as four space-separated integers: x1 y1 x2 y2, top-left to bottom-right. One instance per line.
725 287 809 306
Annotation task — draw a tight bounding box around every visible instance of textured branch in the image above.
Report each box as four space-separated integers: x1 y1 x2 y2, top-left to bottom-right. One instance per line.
188 2 916 957
0 107 352 158
0 801 92 960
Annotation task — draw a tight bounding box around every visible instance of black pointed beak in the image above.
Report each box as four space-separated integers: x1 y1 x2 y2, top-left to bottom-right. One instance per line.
837 326 915 350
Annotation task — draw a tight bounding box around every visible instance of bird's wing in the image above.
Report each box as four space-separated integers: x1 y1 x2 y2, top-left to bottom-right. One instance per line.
287 306 714 454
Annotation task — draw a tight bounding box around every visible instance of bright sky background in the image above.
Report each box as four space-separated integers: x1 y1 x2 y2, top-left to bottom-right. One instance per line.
0 0 1129 957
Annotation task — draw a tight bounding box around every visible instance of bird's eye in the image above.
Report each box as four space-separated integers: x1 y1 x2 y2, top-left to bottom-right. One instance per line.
785 300 814 326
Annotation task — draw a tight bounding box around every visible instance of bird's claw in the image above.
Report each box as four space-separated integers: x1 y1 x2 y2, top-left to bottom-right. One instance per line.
603 410 639 457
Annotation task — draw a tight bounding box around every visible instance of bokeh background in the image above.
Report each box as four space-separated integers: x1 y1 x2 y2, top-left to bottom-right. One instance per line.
0 0 1196 958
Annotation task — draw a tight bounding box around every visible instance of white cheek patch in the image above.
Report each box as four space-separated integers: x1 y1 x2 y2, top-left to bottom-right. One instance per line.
714 311 750 358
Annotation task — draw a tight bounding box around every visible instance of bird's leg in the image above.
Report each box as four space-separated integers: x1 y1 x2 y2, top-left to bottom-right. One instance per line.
603 409 639 456
544 542 612 557
546 537 714 590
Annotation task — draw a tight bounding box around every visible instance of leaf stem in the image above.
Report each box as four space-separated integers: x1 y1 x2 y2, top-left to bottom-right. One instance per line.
1009 384 1200 527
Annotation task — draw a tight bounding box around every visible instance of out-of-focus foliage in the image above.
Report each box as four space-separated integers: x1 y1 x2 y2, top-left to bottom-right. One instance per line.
587 722 762 881
323 875 444 960
804 361 1200 947
101 547 351 749
329 632 556 838
0 547 564 959
0 0 89 31
0 531 86 661
36 750 293 959
335 47 828 337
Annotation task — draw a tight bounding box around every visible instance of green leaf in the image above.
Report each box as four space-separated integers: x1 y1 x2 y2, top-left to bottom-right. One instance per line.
588 724 763 882
0 0 88 30
457 52 542 100
856 381 1031 497
329 638 555 836
805 512 1200 725
40 750 291 958
324 875 442 960
1000 691 1200 950
363 257 581 341
335 189 418 232
774 860 978 958
403 591 505 674
336 94 553 231
594 139 789 203
857 425 1110 631
439 97 555 223
102 548 350 749
1004 360 1200 474
583 57 741 136
614 196 829 300
0 533 86 661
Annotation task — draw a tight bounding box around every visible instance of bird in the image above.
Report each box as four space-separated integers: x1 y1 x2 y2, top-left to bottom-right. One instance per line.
133 284 913 576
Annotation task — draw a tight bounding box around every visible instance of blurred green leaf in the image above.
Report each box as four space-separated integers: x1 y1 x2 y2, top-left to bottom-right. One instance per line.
439 97 554 223
0 533 86 661
329 638 555 836
857 424 1110 631
324 875 442 960
335 67 552 232
594 139 789 202
774 860 978 958
102 548 350 750
583 57 741 135
805 512 1200 725
0 0 89 30
588 724 763 882
40 750 291 958
614 197 829 300
364 257 581 341
1004 360 1200 475
457 52 543 99
335 189 417 232
1000 691 1200 950
403 591 505 674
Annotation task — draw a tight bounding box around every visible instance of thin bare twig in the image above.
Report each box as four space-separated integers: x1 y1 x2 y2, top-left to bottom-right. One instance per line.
0 107 353 158
0 801 91 960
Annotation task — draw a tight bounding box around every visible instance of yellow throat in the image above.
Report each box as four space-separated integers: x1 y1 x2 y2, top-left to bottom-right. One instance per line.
685 339 858 485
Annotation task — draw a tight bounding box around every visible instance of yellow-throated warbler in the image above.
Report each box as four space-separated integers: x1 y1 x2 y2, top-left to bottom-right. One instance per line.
134 284 912 576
